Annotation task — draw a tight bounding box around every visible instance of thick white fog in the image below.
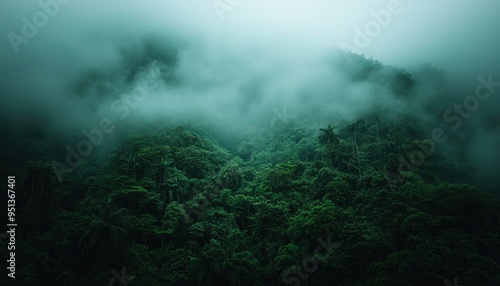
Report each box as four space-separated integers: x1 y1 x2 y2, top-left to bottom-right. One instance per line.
1 0 500 177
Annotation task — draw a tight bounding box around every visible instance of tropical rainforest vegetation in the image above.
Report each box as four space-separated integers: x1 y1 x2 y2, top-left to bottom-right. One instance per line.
1 54 499 286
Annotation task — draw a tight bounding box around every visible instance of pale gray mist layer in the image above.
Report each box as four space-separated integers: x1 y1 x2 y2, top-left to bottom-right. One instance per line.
1 0 499 176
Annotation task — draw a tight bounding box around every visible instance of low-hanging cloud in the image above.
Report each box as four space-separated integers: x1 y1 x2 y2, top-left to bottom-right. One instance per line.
1 0 499 179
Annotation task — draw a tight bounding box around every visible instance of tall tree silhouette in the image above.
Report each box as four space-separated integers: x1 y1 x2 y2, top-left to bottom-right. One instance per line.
318 124 339 147
22 160 58 223
79 204 130 260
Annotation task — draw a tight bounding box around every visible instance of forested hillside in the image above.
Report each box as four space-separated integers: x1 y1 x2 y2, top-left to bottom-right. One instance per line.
4 80 499 285
3 1 500 285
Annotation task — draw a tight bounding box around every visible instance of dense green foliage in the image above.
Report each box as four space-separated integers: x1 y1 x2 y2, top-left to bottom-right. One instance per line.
4 114 498 286
2 55 499 285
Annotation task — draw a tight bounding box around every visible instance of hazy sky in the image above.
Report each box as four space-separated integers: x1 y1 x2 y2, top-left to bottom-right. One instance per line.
1 0 499 175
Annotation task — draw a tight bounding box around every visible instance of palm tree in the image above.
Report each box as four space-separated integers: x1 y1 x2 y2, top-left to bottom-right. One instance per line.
79 204 130 259
191 242 224 286
318 125 339 163
344 119 367 145
318 125 339 147
192 240 260 285
345 119 368 178
22 160 58 222
222 250 260 285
